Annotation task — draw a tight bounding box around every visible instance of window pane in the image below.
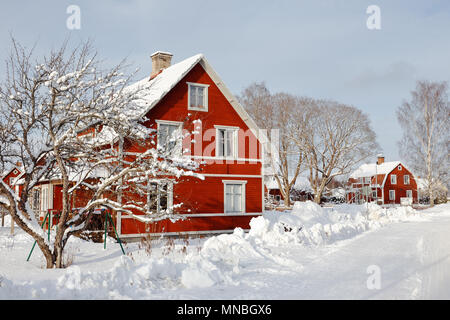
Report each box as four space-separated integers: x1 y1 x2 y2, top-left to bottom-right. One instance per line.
190 85 206 109
225 193 232 211
197 87 204 107
159 184 168 211
159 123 180 154
234 194 241 212
226 130 234 157
190 86 197 108
217 129 225 157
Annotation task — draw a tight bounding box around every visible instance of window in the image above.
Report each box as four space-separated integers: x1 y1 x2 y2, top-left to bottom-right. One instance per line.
390 174 397 184
9 177 15 186
216 126 238 158
32 188 41 211
404 175 410 185
398 165 402 170
389 190 395 201
372 190 377 199
364 177 371 184
157 121 182 156
406 190 412 198
188 83 209 111
147 181 173 214
223 180 246 213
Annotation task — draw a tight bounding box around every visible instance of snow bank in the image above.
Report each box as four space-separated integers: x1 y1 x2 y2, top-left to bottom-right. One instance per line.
246 201 423 246
0 201 428 299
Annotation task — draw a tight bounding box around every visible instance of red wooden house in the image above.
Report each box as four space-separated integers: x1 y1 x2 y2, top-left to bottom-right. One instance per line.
17 52 265 239
346 155 418 205
1 162 24 195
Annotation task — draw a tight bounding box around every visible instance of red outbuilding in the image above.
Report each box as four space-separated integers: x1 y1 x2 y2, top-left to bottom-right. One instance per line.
346 155 418 205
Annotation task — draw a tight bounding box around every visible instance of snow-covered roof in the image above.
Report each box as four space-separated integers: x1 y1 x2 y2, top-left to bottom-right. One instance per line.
350 161 401 179
266 175 312 192
125 54 204 120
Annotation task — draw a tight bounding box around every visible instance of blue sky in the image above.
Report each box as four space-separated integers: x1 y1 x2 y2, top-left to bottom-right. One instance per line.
1 0 449 162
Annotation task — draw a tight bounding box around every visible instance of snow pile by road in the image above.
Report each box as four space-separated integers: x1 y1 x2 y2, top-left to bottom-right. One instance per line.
0 202 430 299
246 201 424 246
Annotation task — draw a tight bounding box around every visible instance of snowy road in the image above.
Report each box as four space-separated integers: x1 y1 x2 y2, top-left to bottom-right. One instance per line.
219 206 450 300
1 203 450 299
290 213 450 299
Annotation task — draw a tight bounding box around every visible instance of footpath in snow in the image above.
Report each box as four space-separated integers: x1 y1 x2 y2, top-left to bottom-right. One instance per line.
0 202 449 299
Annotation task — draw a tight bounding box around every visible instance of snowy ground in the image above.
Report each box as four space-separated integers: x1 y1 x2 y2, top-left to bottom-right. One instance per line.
1 202 449 299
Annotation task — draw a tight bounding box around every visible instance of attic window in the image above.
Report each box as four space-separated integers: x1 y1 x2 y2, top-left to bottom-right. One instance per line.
13 169 18 175
187 82 209 111
398 165 402 170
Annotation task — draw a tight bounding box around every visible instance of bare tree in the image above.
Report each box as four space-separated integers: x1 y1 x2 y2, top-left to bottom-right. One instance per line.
238 83 304 207
0 38 201 268
397 80 450 206
295 99 379 203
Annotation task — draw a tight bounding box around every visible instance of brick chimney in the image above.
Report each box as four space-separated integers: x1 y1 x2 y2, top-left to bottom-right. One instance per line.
150 51 173 79
377 154 384 165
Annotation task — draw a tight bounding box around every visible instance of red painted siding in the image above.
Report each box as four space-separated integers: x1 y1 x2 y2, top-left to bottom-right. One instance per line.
382 165 417 204
118 62 263 236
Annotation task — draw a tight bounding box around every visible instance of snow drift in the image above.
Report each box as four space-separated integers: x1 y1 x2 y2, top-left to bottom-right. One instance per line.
0 202 427 299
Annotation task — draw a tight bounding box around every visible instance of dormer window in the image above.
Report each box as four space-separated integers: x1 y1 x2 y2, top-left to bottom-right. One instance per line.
187 82 209 111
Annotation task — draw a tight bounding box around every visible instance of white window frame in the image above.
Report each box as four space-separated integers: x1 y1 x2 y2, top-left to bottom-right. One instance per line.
146 180 174 214
398 165 402 171
404 175 410 185
40 184 53 217
215 125 239 159
156 120 183 156
187 82 209 112
406 190 413 198
372 190 377 199
222 180 247 214
390 174 397 185
389 190 395 201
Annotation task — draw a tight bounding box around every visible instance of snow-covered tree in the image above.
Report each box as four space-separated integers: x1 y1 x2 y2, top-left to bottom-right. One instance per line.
295 99 379 203
397 80 449 206
0 38 201 268
238 83 305 207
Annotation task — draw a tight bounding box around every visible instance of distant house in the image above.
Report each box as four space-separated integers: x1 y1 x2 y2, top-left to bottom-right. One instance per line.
346 155 418 205
265 175 314 205
1 162 24 194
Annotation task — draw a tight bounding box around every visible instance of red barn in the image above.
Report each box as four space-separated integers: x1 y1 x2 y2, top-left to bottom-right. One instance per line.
346 155 418 205
20 52 265 240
